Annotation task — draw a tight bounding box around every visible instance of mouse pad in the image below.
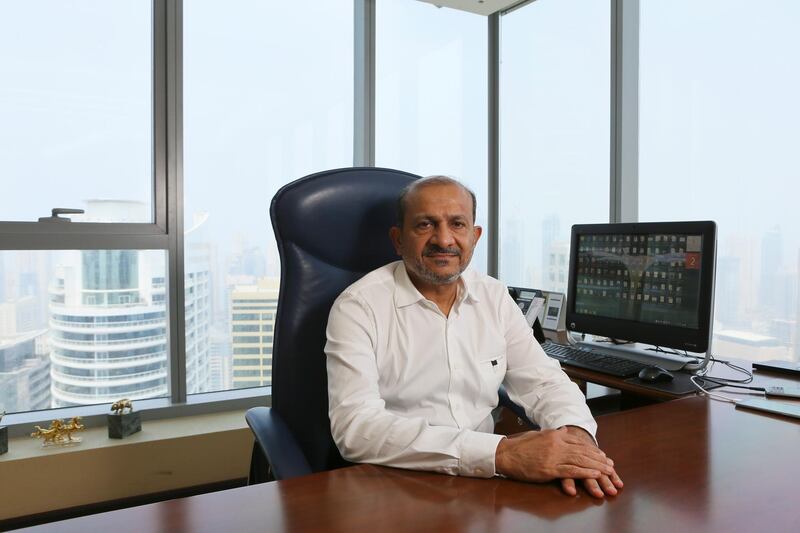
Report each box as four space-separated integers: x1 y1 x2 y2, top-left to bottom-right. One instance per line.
623 373 723 395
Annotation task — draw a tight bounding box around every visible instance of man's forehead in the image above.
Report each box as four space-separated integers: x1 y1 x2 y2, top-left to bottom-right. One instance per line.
405 183 472 212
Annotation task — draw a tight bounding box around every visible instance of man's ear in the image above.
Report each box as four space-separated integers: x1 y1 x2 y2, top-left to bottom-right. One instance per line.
389 226 403 255
473 225 483 243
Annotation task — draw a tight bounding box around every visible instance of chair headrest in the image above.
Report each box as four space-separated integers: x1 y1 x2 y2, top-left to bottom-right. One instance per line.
271 167 419 273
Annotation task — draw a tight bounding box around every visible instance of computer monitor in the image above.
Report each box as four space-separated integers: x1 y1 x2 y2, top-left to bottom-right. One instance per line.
565 221 717 354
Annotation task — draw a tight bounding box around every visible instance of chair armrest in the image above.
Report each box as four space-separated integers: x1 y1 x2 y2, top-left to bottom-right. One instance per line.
245 407 312 482
498 386 538 430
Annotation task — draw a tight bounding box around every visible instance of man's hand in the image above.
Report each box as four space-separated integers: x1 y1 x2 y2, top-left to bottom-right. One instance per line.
559 426 623 498
494 426 618 492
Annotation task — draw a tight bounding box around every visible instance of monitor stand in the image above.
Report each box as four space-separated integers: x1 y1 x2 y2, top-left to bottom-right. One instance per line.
567 333 710 373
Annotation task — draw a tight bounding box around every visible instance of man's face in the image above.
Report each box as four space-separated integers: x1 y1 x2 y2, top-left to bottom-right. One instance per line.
390 183 482 287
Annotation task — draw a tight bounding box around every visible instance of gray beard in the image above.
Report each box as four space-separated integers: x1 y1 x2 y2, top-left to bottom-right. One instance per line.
408 258 464 285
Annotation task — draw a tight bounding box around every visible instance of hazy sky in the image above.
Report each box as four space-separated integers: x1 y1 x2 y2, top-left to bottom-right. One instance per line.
1 0 798 311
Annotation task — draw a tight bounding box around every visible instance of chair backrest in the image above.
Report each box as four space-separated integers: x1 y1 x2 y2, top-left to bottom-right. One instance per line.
270 167 419 473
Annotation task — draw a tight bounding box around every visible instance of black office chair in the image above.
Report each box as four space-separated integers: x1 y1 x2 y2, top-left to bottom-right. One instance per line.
245 167 535 483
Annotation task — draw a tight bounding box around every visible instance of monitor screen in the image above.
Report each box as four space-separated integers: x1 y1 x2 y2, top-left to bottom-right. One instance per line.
566 221 716 353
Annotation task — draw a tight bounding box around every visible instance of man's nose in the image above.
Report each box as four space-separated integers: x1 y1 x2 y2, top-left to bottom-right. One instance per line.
431 225 456 246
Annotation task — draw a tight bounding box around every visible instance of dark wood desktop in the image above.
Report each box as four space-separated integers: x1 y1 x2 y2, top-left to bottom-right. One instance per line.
22 394 800 533
562 354 800 402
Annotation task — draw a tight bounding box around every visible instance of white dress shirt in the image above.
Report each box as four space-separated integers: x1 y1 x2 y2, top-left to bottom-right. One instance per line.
325 261 597 478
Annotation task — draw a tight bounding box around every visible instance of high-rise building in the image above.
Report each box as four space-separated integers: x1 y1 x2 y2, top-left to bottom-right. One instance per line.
715 256 741 327
759 227 783 316
3 251 52 329
0 297 36 336
502 215 526 286
48 249 169 407
546 241 570 294
795 249 800 361
185 212 212 395
230 278 279 389
208 327 232 391
48 200 211 407
541 214 560 286
0 331 50 413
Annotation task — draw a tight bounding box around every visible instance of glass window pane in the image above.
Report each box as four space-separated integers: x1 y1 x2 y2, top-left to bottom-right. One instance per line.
499 0 610 293
0 1 153 223
0 249 168 415
639 1 800 362
183 0 353 394
375 0 488 272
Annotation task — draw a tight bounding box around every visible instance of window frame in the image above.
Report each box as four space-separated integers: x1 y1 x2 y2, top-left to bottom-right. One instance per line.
1 0 647 430
0 0 180 424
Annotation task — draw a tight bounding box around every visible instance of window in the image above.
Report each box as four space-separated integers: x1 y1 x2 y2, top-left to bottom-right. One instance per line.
0 0 171 419
499 0 611 293
232 325 259 333
0 1 154 223
639 1 800 362
375 0 488 272
183 0 352 395
0 250 168 412
7 2 795 422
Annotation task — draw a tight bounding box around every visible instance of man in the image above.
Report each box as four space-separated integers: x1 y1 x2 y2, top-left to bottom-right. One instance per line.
325 176 623 498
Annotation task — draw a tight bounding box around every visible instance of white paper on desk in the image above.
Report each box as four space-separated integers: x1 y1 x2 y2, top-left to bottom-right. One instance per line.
524 297 546 327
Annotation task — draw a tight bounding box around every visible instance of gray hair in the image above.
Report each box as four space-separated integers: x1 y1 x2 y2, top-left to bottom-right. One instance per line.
396 175 477 227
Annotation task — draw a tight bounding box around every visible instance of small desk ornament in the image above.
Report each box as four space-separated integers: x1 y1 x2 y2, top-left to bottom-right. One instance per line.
107 398 141 439
30 417 85 447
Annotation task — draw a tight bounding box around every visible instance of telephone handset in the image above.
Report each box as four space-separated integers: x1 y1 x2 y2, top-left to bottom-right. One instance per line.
507 286 567 344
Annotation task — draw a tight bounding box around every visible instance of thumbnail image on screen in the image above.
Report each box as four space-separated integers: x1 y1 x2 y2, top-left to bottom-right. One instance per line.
573 233 703 329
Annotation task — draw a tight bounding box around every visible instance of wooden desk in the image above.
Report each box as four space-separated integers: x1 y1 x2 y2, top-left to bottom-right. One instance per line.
564 356 800 403
22 396 800 532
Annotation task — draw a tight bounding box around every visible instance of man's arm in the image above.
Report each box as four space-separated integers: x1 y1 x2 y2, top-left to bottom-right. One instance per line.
495 292 623 496
500 291 597 437
325 292 503 478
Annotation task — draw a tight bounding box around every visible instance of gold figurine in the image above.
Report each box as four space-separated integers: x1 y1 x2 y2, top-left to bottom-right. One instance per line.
110 399 133 415
30 416 85 447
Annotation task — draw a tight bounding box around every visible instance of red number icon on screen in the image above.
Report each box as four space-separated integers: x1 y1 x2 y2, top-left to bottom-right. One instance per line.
685 253 700 270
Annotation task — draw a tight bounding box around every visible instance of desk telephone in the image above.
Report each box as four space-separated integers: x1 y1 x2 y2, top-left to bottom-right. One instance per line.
507 286 566 343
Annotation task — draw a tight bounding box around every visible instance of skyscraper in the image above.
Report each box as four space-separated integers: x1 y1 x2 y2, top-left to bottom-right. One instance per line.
795 249 800 361
49 249 169 407
0 334 50 413
715 256 741 327
546 241 570 294
502 215 526 286
48 200 211 407
541 214 561 288
759 227 783 316
185 212 212 395
230 278 278 389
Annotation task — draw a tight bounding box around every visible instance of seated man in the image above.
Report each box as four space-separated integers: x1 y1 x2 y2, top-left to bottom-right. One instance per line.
325 176 623 498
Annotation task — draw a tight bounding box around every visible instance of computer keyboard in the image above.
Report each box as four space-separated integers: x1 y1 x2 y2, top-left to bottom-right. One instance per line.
542 341 649 378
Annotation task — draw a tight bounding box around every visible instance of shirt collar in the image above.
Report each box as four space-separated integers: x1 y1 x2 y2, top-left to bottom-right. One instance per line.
393 262 480 309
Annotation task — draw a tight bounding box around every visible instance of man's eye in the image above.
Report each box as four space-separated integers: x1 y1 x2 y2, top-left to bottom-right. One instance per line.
416 221 432 229
452 221 466 229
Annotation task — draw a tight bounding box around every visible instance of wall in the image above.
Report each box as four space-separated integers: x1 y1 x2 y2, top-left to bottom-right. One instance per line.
0 410 252 521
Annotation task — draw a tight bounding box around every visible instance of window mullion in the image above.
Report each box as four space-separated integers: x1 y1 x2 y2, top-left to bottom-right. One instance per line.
354 0 375 166
610 0 640 223
162 0 187 403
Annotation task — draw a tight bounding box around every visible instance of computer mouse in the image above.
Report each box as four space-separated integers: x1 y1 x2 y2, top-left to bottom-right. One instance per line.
638 365 674 383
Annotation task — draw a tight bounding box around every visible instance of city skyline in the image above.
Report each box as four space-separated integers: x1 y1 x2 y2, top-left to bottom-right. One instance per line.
1 1 798 416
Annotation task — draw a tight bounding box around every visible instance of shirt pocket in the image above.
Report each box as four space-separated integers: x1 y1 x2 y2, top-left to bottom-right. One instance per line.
477 354 507 400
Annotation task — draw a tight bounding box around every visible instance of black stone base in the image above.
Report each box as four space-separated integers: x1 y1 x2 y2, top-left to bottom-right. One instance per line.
107 412 141 439
0 426 7 455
